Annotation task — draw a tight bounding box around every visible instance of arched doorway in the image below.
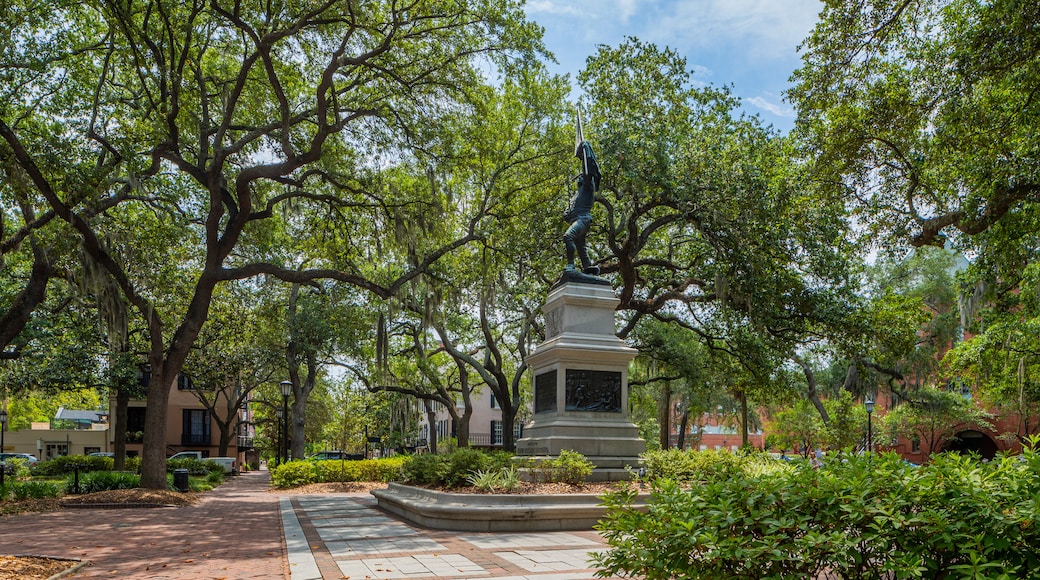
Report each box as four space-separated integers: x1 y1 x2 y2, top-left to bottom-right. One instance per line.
943 430 998 459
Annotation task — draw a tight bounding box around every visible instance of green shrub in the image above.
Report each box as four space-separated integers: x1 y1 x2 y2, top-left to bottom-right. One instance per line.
70 471 141 494
315 459 361 482
401 449 509 488
167 457 223 476
442 448 492 487
359 456 406 482
640 448 747 483
12 480 64 500
534 450 594 484
0 482 10 501
125 456 142 472
466 466 523 492
400 453 448 486
316 457 406 483
270 460 316 488
31 455 114 476
596 449 1040 580
1 458 32 479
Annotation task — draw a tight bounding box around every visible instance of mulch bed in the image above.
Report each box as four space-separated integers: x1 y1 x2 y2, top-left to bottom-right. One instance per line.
0 555 81 580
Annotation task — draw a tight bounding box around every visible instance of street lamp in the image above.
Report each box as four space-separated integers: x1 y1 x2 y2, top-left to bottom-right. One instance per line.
280 381 292 464
275 407 284 466
0 407 7 488
864 398 875 454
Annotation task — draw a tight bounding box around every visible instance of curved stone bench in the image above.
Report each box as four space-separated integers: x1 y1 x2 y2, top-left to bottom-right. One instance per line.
371 482 649 532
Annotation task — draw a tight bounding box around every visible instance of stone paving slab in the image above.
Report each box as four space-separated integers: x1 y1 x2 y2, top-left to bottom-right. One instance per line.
285 493 625 580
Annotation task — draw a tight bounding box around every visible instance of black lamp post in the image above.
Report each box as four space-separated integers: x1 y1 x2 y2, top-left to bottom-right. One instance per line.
864 398 875 454
0 407 7 488
275 408 284 466
280 380 292 464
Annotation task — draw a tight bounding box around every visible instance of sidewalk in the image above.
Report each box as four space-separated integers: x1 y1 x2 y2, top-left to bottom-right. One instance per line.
283 493 621 580
1 472 623 579
0 470 284 579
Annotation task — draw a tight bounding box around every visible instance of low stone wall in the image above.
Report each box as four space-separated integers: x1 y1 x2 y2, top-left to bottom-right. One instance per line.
371 482 649 532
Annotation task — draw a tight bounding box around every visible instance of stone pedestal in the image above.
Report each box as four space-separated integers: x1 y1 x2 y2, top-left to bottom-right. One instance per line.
516 282 645 480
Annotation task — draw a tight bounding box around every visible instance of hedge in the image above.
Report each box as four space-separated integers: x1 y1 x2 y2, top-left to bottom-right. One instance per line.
595 448 1040 579
271 457 408 488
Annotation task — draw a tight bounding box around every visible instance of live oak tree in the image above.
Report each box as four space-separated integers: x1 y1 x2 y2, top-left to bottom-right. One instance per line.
791 0 1040 252
183 283 283 457
575 40 861 430
1 0 542 488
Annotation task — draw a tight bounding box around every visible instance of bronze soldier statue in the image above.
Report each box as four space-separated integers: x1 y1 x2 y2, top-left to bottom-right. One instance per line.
564 132 601 275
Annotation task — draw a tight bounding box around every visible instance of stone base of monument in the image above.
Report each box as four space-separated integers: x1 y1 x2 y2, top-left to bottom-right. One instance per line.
372 483 650 532
515 280 646 481
516 414 644 480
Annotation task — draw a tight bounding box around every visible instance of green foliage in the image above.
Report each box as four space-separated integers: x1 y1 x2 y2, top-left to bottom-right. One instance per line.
70 471 141 494
166 458 224 476
205 470 224 485
270 460 317 489
314 457 405 483
442 448 492 487
636 446 777 484
596 449 1040 579
536 450 594 485
12 480 64 500
466 466 523 492
400 454 449 486
125 456 141 472
770 391 869 455
400 449 515 488
881 386 995 455
1 458 32 479
31 454 114 476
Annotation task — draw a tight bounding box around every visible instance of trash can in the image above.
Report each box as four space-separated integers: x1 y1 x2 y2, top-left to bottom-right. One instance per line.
173 468 190 492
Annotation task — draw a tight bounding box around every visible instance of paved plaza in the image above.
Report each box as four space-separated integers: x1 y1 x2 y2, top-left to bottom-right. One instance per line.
0 470 623 579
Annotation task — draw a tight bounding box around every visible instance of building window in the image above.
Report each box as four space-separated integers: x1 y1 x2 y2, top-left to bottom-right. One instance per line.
911 437 921 453
182 409 211 445
84 447 101 455
490 393 498 409
126 407 146 442
177 374 196 390
491 420 503 445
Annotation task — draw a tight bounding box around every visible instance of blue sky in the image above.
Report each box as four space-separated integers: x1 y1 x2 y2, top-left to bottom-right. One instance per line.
524 0 824 133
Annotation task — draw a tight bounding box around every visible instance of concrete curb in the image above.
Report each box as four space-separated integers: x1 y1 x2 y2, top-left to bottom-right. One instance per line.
371 482 649 532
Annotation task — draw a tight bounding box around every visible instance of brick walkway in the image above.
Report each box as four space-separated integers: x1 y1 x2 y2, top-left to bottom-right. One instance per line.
1 471 625 579
0 470 284 579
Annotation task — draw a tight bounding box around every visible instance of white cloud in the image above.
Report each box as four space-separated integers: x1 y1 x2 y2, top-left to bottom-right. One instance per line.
746 95 795 118
645 0 822 60
524 1 582 17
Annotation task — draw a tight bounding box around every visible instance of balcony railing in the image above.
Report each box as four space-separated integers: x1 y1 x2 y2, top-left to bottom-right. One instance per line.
237 436 254 450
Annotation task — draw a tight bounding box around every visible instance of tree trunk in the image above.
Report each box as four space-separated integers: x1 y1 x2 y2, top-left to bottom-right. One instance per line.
500 399 517 452
677 408 690 449
113 388 130 471
216 420 232 457
140 366 172 489
797 357 831 425
423 399 438 454
739 390 749 448
657 382 672 449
